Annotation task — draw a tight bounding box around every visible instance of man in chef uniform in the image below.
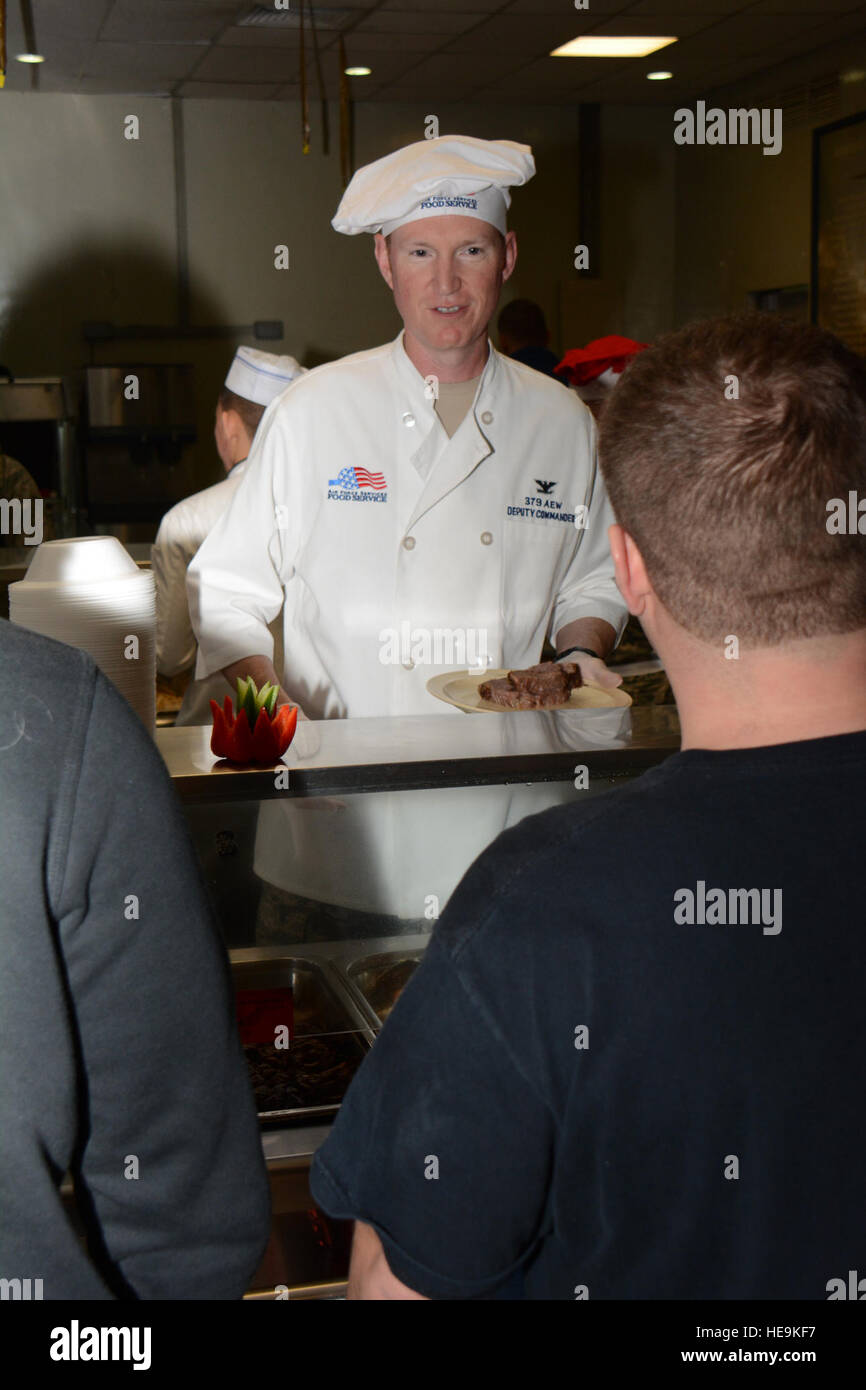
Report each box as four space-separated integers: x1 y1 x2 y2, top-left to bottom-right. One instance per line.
153 346 304 725
188 136 628 937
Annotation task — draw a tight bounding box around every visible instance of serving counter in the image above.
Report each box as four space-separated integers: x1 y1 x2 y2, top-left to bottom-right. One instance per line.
157 702 681 1298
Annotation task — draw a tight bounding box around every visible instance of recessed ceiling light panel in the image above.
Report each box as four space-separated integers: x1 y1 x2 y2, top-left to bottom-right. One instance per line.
551 37 677 59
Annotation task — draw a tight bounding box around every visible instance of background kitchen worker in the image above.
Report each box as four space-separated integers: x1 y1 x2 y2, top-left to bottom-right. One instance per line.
187 135 628 940
311 312 866 1299
152 346 304 725
497 297 562 379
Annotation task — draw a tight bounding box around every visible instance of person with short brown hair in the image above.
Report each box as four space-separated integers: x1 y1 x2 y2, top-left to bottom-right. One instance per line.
600 312 866 650
216 386 266 444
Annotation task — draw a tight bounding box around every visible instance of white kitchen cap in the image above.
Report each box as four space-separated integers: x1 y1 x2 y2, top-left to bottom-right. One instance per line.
224 347 305 406
332 135 535 237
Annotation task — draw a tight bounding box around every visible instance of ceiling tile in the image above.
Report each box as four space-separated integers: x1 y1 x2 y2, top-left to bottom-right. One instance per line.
354 11 492 35
334 32 455 53
623 0 757 13
444 15 591 56
363 83 478 103
485 54 620 90
668 12 843 62
30 0 112 43
591 15 746 39
188 44 307 82
746 0 865 11
101 2 240 44
177 80 285 100
85 41 203 81
43 74 176 95
398 50 529 85
219 27 307 49
504 1 633 10
381 0 506 12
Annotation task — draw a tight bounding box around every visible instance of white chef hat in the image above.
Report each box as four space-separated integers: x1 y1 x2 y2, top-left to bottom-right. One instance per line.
332 135 535 237
224 347 305 406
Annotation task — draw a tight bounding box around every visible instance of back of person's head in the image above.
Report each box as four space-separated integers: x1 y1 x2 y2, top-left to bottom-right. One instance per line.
217 387 265 443
498 298 549 349
599 312 866 647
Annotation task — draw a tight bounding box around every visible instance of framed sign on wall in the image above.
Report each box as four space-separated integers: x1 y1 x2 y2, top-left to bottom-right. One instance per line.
811 110 866 356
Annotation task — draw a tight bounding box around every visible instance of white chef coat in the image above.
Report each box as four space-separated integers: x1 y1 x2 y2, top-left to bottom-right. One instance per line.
188 332 626 716
188 333 628 920
152 460 284 725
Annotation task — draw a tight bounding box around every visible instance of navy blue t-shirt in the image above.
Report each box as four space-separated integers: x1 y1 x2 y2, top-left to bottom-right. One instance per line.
311 731 866 1299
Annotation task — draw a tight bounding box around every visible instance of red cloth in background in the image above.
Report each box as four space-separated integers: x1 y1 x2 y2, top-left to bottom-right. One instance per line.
555 335 649 385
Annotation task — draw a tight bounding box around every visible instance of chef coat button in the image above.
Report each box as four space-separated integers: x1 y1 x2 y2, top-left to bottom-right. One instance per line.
402 535 416 551
481 410 494 425
402 411 416 428
480 531 493 546
402 659 415 671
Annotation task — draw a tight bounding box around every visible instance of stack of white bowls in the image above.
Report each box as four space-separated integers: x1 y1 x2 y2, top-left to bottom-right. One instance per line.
9 536 156 733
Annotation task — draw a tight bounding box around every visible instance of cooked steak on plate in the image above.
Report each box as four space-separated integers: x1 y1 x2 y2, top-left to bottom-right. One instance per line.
479 660 582 710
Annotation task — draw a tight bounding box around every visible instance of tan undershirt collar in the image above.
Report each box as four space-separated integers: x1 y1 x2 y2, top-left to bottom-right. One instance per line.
433 375 482 439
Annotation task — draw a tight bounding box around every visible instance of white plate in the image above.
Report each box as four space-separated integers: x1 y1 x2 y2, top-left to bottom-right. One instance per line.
426 668 632 714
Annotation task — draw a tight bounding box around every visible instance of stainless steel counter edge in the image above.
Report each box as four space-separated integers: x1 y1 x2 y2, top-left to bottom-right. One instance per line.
261 1124 334 1165
159 705 681 802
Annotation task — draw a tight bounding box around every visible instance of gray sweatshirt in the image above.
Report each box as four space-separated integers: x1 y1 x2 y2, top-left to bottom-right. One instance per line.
0 619 270 1298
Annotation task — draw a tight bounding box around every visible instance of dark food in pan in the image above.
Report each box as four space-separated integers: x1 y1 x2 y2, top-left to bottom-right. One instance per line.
479 660 583 710
243 1035 365 1115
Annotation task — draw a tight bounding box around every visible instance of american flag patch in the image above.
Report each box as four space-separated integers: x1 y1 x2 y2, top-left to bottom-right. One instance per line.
328 466 388 490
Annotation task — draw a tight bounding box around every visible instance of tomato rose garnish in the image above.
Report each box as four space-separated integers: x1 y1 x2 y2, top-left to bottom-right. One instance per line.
210 678 298 765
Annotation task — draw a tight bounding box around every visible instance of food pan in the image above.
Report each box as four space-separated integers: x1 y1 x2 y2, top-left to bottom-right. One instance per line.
343 951 424 1029
232 956 373 1124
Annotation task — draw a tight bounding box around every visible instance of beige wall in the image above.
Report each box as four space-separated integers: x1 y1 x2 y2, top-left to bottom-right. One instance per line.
0 93 583 500
674 117 812 324
673 42 866 325
560 105 677 350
